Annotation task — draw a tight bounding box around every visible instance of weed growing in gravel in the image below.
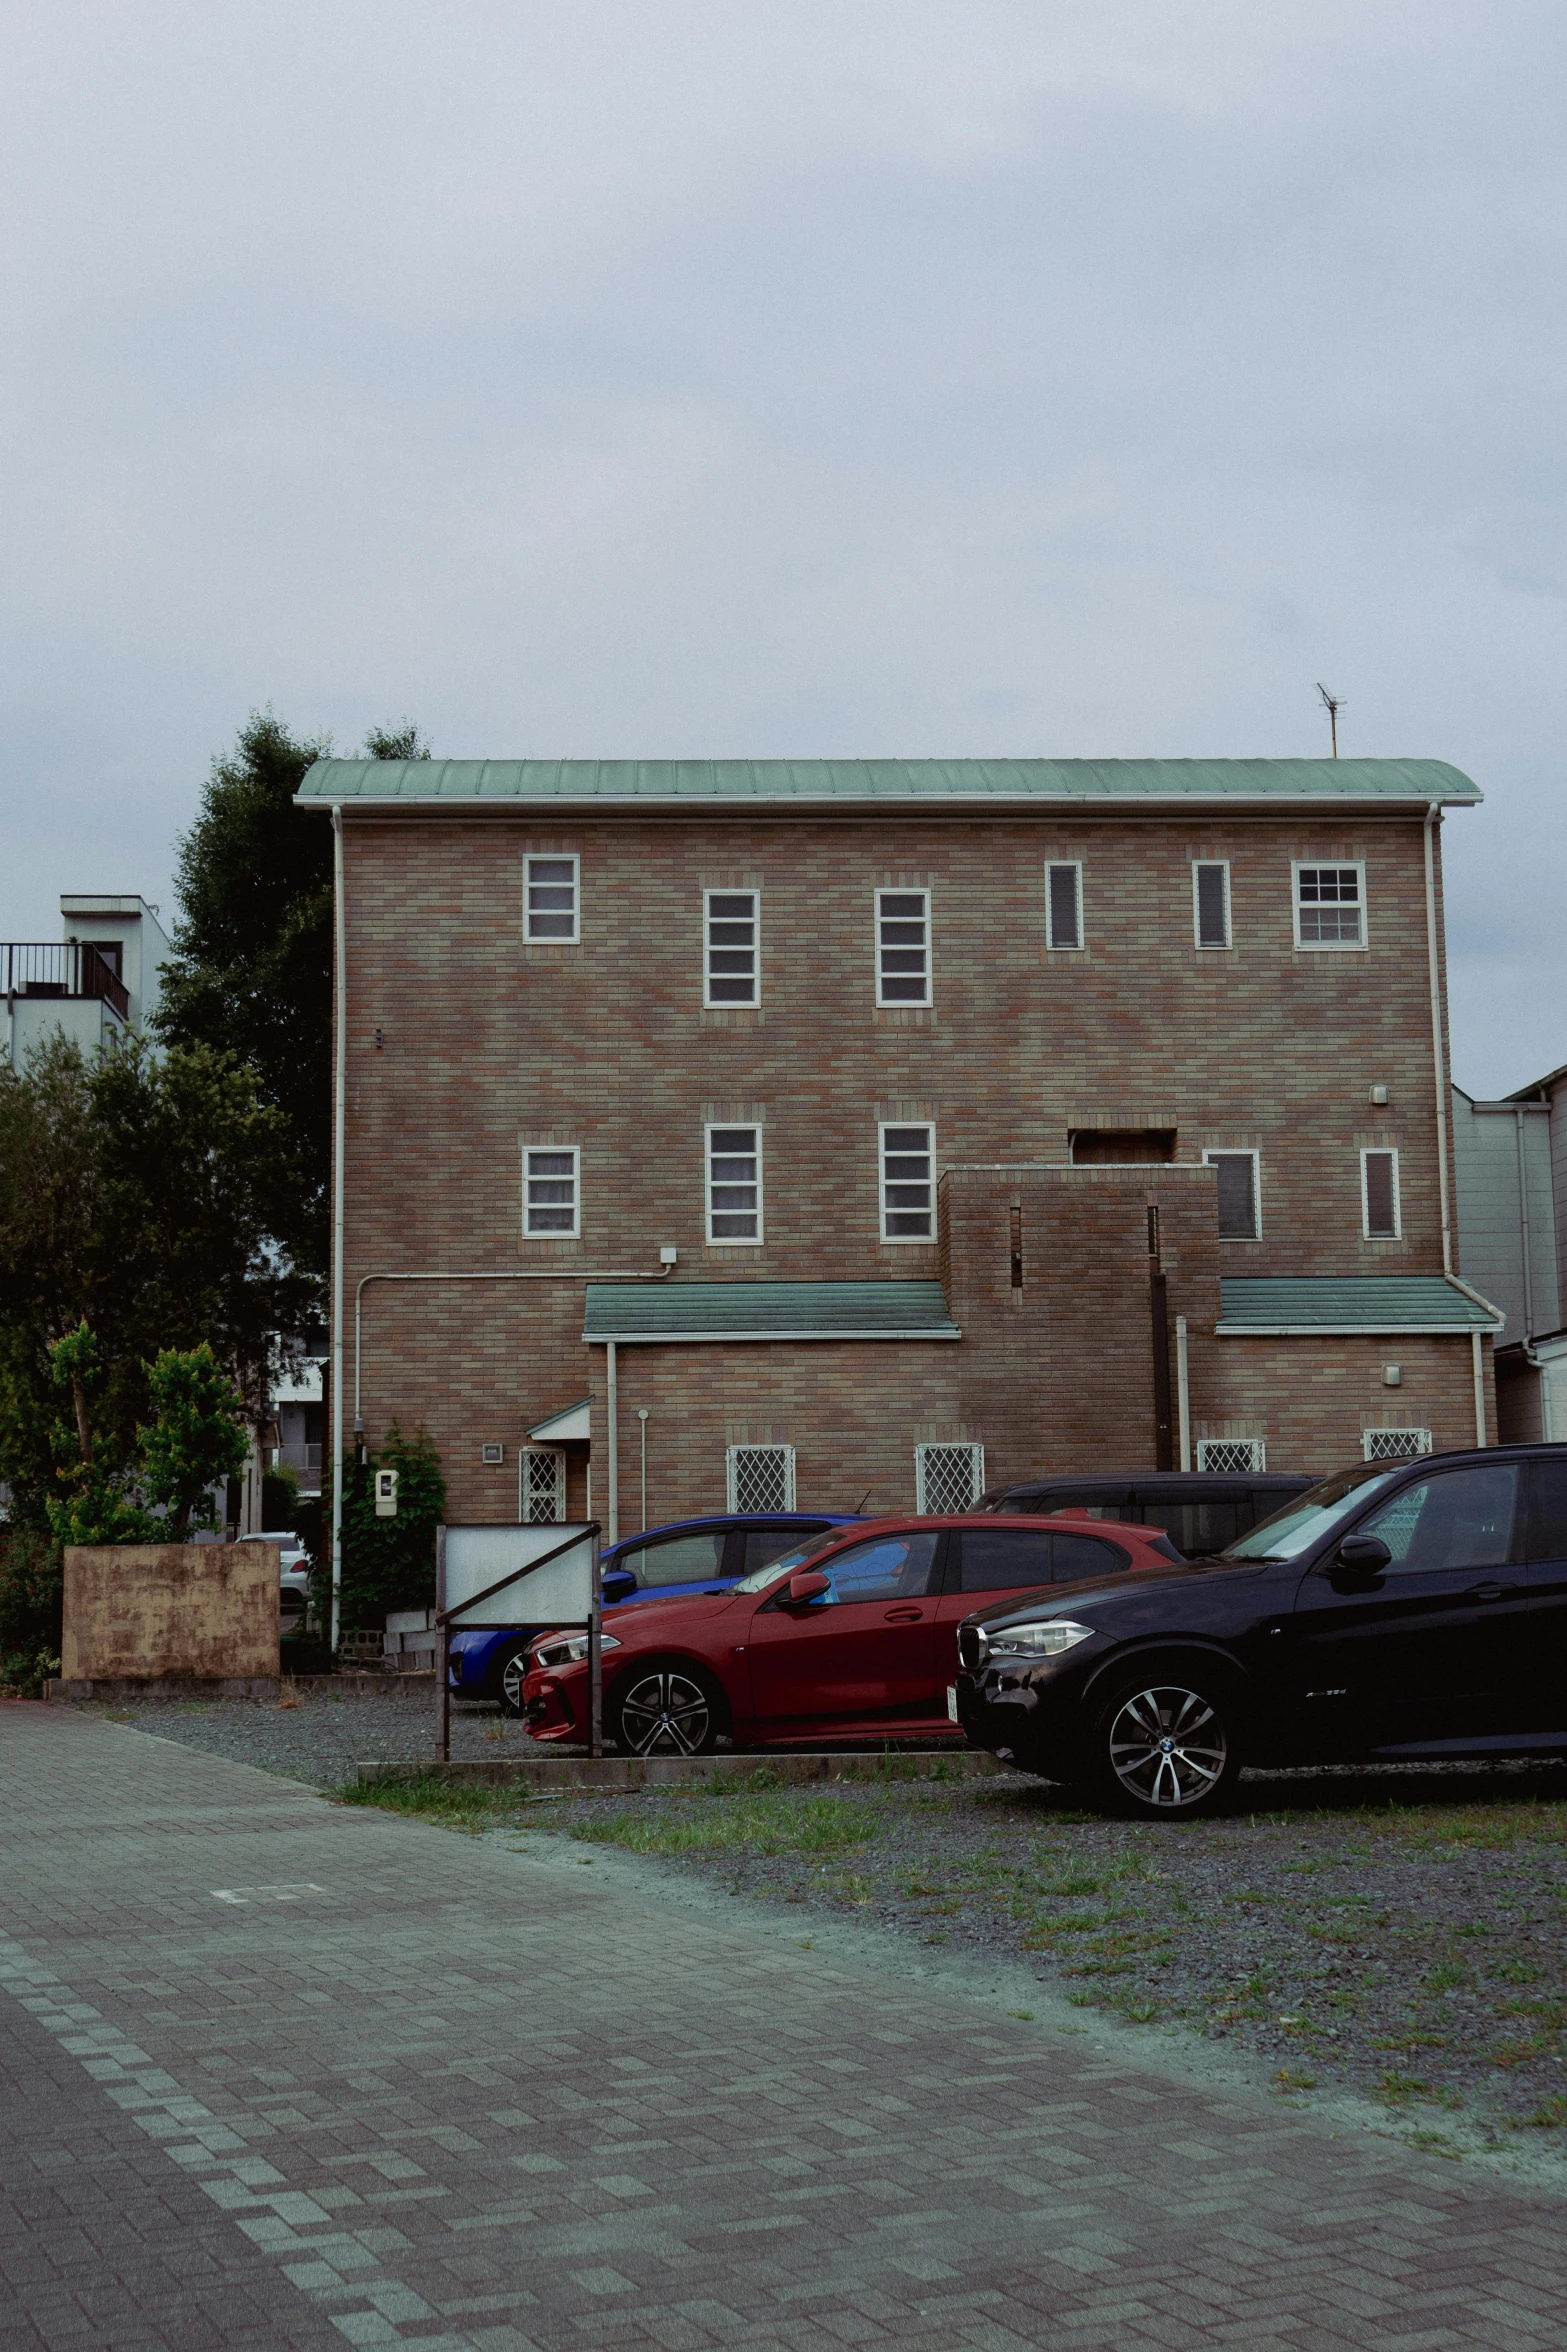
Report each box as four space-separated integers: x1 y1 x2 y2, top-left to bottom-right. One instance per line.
568 1792 876 1860
341 1772 513 1831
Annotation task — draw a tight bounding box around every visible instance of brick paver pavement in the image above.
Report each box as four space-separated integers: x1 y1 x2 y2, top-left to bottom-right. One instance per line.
3 1703 1566 2351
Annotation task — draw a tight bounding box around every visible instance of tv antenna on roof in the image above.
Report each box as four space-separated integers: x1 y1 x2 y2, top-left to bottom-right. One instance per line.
1316 682 1344 759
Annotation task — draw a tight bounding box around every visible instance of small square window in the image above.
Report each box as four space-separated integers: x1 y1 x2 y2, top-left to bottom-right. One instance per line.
880 1122 934 1242
875 889 930 1006
727 1444 795 1512
1046 862 1083 950
1196 1437 1267 1472
1193 861 1232 949
707 1124 762 1244
524 1146 579 1237
914 1442 985 1511
1202 1149 1260 1239
704 889 759 1005
1294 862 1365 949
525 854 579 943
1362 1148 1401 1239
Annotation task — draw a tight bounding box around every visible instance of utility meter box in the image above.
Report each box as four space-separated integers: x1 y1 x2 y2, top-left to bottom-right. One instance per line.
373 1469 399 1518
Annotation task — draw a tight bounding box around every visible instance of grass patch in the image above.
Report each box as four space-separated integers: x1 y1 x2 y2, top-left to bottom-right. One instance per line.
566 1792 877 1859
340 1772 513 1831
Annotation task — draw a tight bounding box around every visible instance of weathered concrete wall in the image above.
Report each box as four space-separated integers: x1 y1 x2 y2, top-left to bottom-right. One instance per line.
61 1544 279 1682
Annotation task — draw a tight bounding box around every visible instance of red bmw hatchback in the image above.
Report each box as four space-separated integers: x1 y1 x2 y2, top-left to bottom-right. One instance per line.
521 1512 1181 1755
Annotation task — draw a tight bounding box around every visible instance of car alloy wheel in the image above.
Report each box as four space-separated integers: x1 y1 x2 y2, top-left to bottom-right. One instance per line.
1106 1681 1229 1812
497 1644 533 1719
614 1667 718 1757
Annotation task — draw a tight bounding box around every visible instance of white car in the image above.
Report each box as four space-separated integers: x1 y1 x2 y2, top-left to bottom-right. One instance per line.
241 1531 313 1630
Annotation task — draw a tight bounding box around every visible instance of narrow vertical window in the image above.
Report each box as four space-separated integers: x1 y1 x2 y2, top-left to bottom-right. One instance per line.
704 890 759 1005
707 1125 762 1244
1193 861 1231 948
875 889 930 1005
1046 863 1083 950
1362 1148 1401 1239
1294 862 1365 948
1203 1149 1260 1239
524 1147 580 1237
880 1122 934 1241
525 854 579 942
1009 1204 1024 1290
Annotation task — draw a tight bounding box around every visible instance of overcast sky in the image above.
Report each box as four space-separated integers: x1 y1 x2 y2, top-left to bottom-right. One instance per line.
3 2 1563 1094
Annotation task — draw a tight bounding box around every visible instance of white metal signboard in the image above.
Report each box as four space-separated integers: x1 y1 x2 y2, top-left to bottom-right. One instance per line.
439 1522 595 1628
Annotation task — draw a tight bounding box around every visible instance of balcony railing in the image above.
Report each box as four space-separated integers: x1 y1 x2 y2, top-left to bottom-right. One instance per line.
1 944 130 1021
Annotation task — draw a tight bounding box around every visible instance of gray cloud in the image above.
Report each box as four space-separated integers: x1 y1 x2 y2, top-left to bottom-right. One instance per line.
2 1 1562 1090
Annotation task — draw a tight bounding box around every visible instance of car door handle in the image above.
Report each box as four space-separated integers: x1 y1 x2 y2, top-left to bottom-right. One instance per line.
883 1607 925 1622
1466 1582 1517 1602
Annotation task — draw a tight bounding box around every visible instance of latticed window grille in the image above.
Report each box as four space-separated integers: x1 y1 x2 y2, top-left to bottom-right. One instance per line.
519 1447 566 1522
1195 1438 1267 1473
914 1442 985 1512
1363 1428 1432 1463
726 1444 796 1513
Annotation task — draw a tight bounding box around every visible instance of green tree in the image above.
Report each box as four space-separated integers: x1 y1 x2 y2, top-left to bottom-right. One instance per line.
323 1422 446 1635
138 1343 250 1538
154 710 430 1276
0 1033 312 1525
0 1524 62 1696
44 1323 156 1545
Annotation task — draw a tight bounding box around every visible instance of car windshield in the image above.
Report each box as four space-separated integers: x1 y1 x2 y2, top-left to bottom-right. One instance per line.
731 1525 848 1593
1219 1461 1398 1561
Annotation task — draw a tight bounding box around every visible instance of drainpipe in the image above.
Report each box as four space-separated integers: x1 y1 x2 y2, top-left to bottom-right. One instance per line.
637 1407 649 1530
1175 1315 1192 1472
1423 805 1454 1278
329 806 346 1653
606 1340 619 1544
1514 1106 1535 1335
1471 1330 1487 1448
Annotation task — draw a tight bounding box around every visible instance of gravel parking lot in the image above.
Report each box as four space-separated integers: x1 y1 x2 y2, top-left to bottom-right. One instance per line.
64 1694 1567 2160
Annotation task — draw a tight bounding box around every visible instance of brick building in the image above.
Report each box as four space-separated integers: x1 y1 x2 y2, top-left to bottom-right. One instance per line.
300 756 1501 1551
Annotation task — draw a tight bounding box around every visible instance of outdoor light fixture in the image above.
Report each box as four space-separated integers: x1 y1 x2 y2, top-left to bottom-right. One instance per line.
1383 1365 1403 1386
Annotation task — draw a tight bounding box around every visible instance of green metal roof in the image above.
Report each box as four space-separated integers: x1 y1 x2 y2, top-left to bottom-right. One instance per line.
583 1280 960 1342
298 756 1480 813
1218 1277 1502 1335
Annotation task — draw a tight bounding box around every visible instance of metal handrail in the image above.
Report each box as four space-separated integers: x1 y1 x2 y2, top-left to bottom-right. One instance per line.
0 943 130 1020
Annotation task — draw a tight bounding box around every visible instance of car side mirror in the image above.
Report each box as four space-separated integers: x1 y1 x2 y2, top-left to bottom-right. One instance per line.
1334 1534 1392 1582
786 1570 830 1604
601 1568 637 1604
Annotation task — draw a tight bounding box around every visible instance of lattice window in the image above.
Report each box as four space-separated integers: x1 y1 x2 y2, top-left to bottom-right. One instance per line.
1363 1428 1432 1463
1294 862 1364 948
519 1447 566 1522
726 1444 795 1512
876 889 930 1005
524 1146 579 1236
705 889 759 1005
1196 1438 1267 1473
914 1442 985 1512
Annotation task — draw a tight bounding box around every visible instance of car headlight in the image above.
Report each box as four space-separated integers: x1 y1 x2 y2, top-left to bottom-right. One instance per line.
985 1619 1095 1661
530 1631 621 1670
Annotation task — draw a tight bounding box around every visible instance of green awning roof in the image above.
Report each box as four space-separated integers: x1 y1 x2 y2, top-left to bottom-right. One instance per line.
1218 1277 1503 1335
583 1280 961 1342
298 756 1479 813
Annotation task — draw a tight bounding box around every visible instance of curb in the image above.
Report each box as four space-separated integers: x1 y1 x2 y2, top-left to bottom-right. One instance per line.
355 1749 1003 1791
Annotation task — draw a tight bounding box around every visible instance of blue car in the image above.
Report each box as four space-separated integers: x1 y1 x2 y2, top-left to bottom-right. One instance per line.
448 1511 862 1715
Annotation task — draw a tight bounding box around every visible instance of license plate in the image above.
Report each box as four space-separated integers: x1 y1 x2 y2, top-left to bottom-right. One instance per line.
946 1684 959 1724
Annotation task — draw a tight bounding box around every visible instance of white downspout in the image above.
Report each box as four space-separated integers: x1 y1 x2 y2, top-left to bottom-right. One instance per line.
330 806 346 1653
1423 805 1454 1278
1471 1330 1487 1448
606 1339 619 1545
1175 1315 1191 1472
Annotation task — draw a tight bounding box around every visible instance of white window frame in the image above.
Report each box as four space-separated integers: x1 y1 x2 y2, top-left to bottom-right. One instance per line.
1361 1146 1402 1240
1202 1148 1261 1241
1362 1428 1432 1463
703 887 760 1008
1045 861 1084 951
524 852 580 944
879 1120 935 1244
875 887 932 1008
1192 860 1232 950
1195 1437 1267 1473
523 1144 580 1239
914 1441 985 1512
705 1122 764 1246
1292 860 1367 951
726 1443 796 1512
518 1446 566 1522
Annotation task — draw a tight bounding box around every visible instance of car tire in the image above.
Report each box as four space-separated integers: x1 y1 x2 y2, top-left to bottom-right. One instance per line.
493 1641 536 1719
609 1661 724 1758
1086 1663 1242 1818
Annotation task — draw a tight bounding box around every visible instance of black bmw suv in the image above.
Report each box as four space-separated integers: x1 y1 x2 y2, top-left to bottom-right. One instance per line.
953 1443 1567 1818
